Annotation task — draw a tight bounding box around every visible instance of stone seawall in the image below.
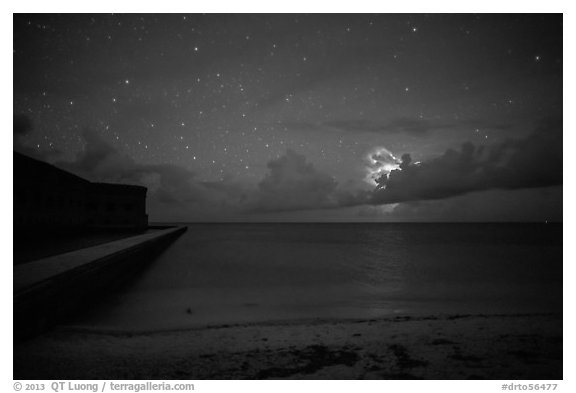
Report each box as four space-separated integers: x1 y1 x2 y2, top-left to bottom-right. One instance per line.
14 226 187 340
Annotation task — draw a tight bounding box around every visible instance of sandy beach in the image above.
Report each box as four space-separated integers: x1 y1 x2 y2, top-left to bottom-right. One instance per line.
14 312 562 380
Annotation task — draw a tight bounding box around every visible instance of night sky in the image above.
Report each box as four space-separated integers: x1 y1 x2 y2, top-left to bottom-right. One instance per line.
13 14 563 222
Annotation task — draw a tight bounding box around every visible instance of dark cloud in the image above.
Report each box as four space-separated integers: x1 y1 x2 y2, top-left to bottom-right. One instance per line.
51 134 366 216
14 114 33 136
54 129 248 217
57 129 195 202
254 149 340 212
458 119 513 131
358 186 562 223
253 149 366 212
13 114 63 161
252 117 562 214
14 115 561 220
278 117 513 136
62 121 560 216
17 127 356 217
325 118 450 135
370 118 562 204
13 114 34 156
52 130 359 217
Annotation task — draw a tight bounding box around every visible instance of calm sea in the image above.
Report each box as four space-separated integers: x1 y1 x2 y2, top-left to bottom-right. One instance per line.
73 223 562 331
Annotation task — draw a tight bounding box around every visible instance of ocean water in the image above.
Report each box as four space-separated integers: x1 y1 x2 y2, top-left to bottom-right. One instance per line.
73 223 562 331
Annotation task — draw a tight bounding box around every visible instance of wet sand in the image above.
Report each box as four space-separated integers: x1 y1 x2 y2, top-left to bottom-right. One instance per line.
14 312 562 379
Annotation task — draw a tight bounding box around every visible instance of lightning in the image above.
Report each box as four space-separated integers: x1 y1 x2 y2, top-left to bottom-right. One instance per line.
364 146 401 187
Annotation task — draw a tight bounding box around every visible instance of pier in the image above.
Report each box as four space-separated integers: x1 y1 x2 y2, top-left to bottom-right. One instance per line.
14 226 187 340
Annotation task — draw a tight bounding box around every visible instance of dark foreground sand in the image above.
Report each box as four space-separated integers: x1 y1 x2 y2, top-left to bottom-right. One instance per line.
14 313 562 380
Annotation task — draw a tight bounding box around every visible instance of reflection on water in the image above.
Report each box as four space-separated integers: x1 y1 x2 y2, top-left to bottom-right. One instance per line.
72 223 562 331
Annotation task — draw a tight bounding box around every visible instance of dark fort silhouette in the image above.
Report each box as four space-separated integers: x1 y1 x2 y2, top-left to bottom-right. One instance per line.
14 152 148 234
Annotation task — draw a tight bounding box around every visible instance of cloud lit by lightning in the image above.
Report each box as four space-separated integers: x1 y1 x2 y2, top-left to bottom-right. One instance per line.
364 146 401 187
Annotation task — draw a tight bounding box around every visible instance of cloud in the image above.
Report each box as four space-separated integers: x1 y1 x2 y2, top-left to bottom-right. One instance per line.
57 135 366 216
14 114 561 221
325 118 450 135
57 130 195 202
253 149 366 212
16 126 356 218
54 129 249 220
364 146 400 186
358 186 562 222
370 118 562 205
14 114 33 136
253 149 339 211
259 119 561 214
278 117 512 136
13 113 63 161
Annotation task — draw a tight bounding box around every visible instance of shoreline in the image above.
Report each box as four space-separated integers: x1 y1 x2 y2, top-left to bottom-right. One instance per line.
14 312 562 380
52 311 561 336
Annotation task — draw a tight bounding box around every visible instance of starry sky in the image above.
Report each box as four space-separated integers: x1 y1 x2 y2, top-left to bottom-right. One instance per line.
13 14 563 222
